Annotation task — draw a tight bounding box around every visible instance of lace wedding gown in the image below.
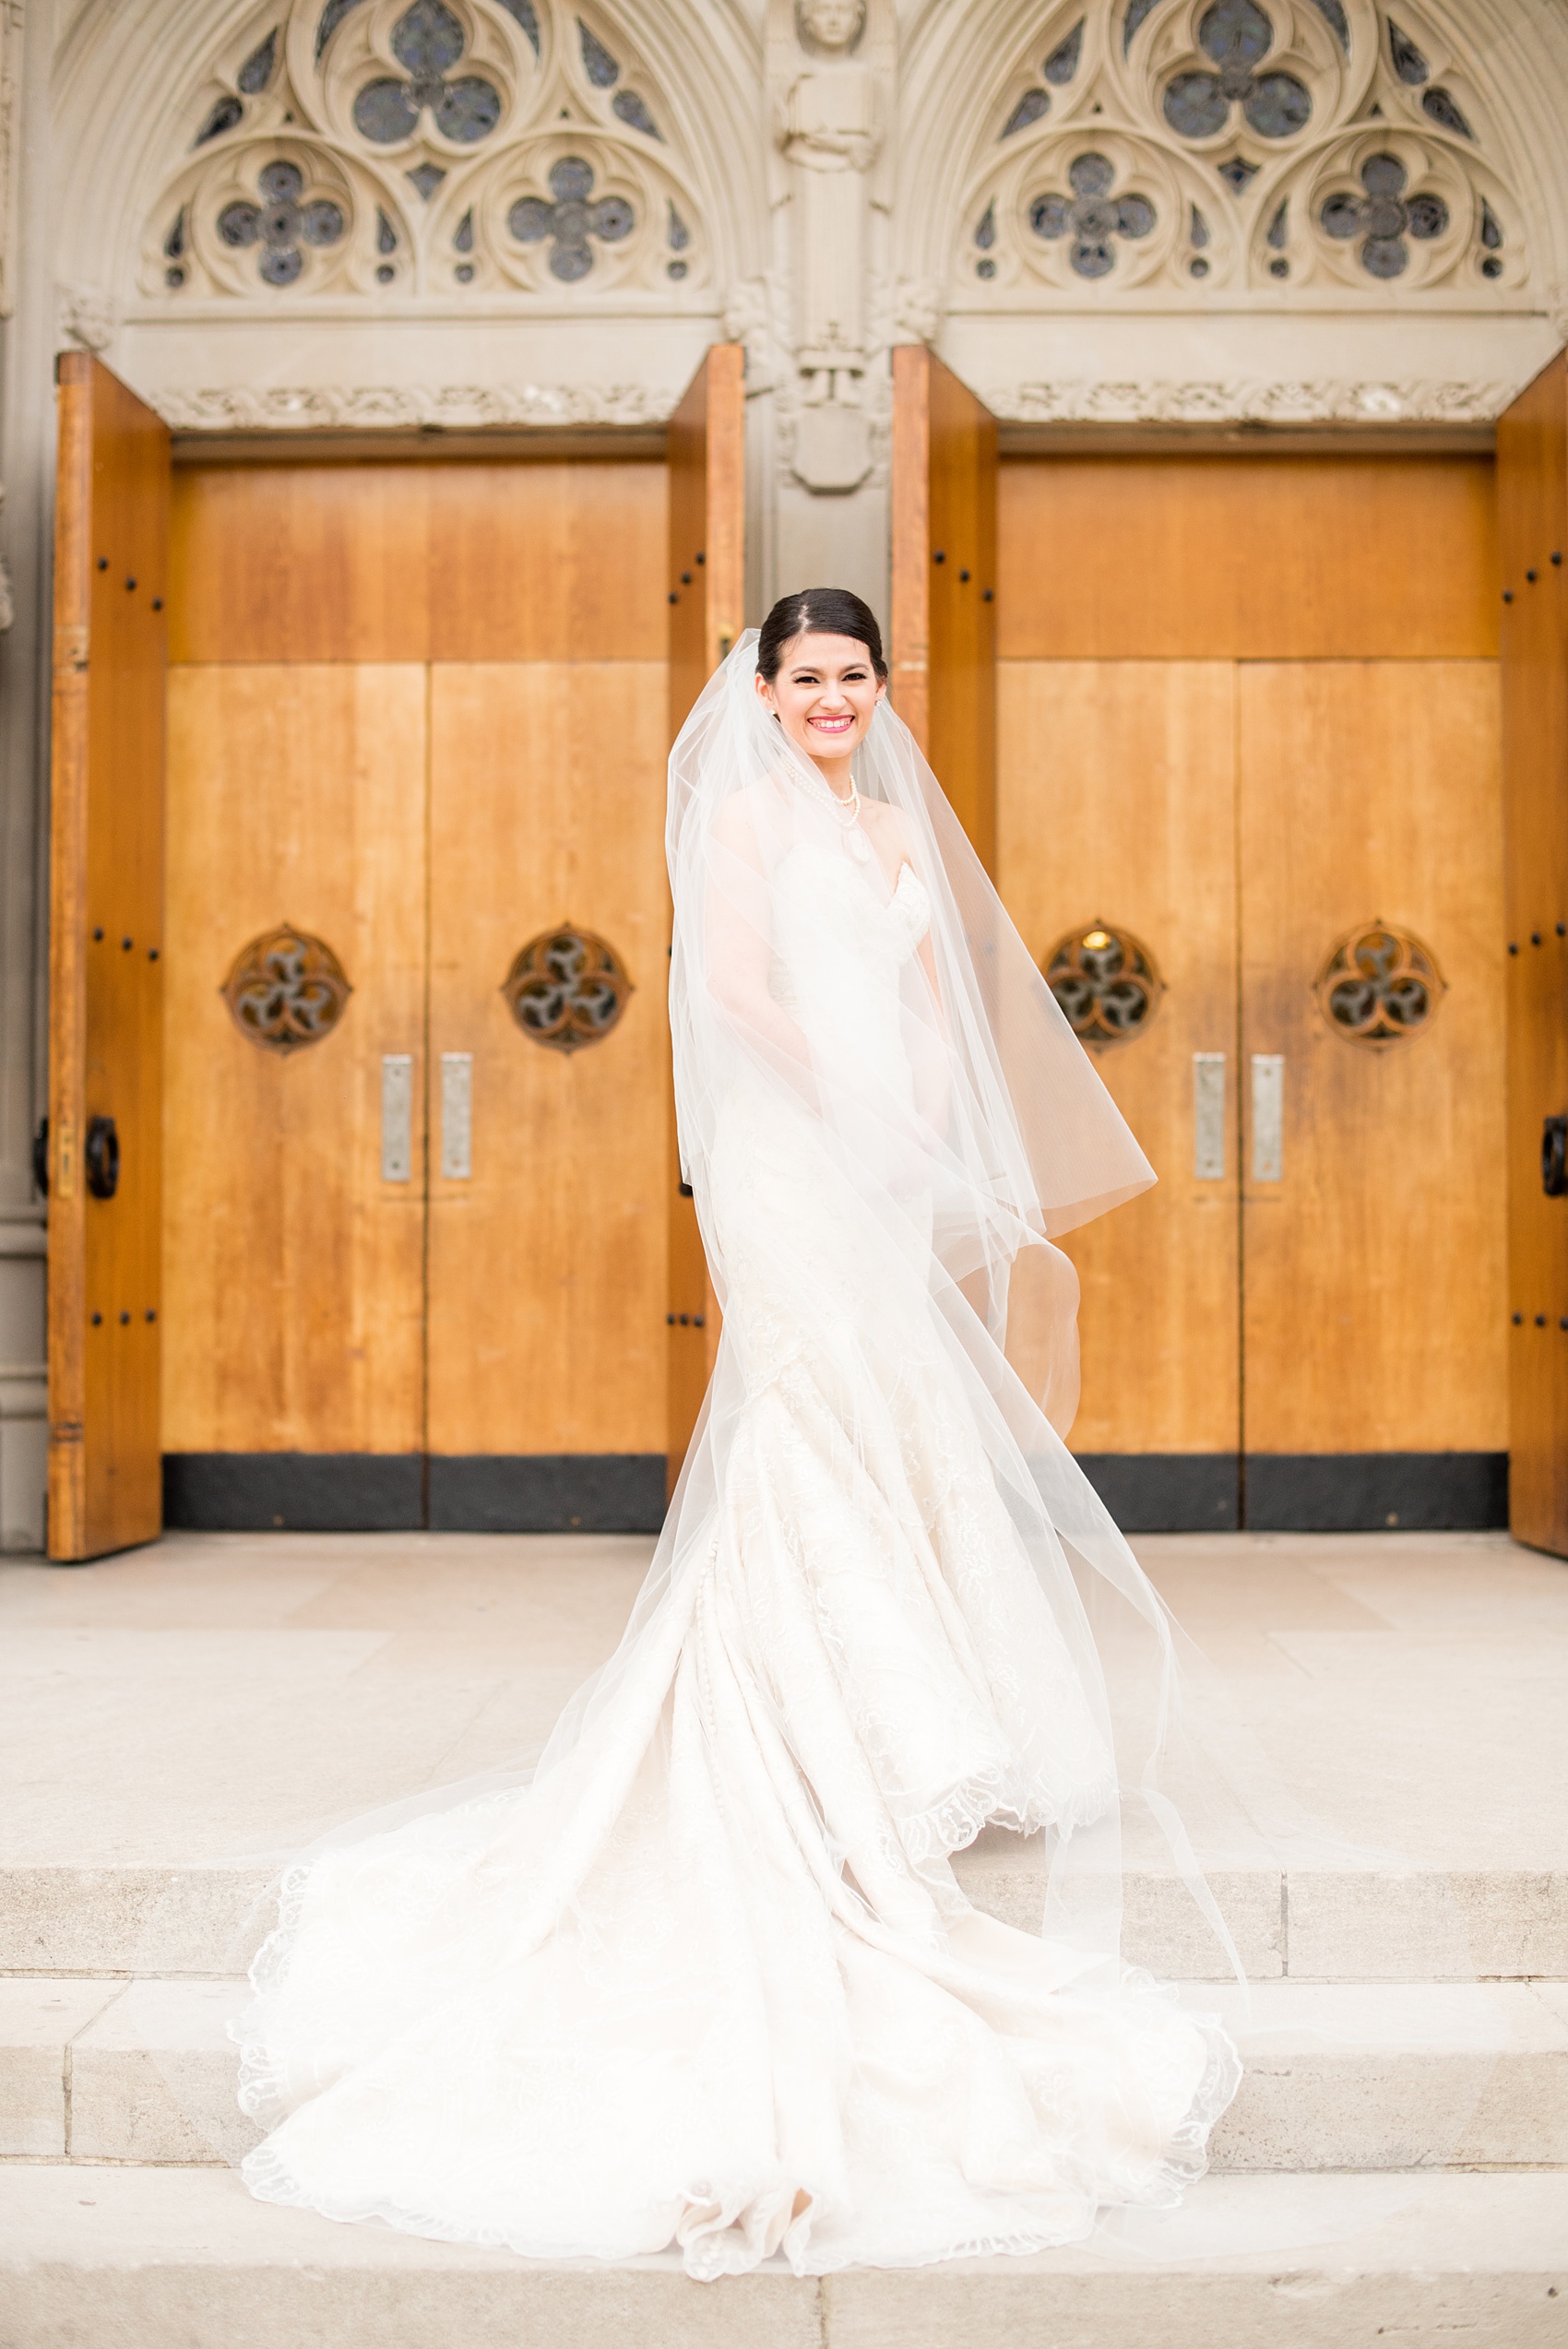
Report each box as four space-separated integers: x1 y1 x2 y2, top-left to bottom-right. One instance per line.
236 824 1240 2278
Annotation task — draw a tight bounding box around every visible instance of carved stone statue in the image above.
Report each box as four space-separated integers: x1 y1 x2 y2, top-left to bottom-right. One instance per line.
766 0 894 492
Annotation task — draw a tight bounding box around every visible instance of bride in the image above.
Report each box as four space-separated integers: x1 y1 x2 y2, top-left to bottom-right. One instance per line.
235 588 1241 2277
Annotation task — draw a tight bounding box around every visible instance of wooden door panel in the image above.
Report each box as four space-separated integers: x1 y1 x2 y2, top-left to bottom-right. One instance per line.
426 661 670 1459
48 356 169 1560
667 346 745 1482
1239 661 1507 1455
1497 355 1568 1555
998 660 1240 1456
999 457 1499 661
162 664 427 1455
428 461 668 663
170 465 434 664
891 348 998 870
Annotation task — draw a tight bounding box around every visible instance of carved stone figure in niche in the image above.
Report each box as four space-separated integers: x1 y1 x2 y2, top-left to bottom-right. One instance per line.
766 0 894 492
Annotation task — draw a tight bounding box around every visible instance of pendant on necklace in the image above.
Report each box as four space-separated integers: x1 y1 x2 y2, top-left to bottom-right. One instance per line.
846 827 872 863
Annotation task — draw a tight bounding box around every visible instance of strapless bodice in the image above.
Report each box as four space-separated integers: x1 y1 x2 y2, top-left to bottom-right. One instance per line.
767 849 931 1021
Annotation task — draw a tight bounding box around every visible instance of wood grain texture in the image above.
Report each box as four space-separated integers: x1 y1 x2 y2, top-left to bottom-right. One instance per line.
1239 661 1507 1456
891 348 998 869
1497 352 1568 1554
48 356 169 1560
426 663 670 1456
161 665 427 1455
170 460 667 664
998 661 1241 1453
666 348 744 1482
999 457 1501 661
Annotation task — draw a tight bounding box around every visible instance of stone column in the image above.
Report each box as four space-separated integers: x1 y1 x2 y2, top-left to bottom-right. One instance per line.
0 0 53 1552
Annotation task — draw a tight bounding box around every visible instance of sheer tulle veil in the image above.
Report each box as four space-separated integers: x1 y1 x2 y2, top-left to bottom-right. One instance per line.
154 629 1491 2267
661 631 1235 1975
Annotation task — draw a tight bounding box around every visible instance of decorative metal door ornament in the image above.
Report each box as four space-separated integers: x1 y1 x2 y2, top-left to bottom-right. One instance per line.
1043 921 1163 1045
1313 920 1445 1046
503 924 632 1052
221 923 353 1053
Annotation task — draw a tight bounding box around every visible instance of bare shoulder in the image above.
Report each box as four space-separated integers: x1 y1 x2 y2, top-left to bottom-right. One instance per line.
859 798 917 860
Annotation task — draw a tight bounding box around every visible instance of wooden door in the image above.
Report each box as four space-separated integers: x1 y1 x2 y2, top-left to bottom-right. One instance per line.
164 454 677 1531
163 467 430 1528
666 346 745 1486
424 459 673 1528
47 356 169 1560
890 347 998 871
1497 352 1568 1557
997 454 1505 1530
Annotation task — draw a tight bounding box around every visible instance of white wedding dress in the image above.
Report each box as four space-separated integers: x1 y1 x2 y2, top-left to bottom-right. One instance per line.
236 797 1241 2277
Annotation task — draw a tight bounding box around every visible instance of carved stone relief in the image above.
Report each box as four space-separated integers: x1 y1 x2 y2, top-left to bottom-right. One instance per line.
143 0 707 305
764 0 896 494
955 1 1525 303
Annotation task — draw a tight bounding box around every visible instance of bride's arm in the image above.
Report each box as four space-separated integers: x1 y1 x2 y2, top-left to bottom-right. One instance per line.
703 794 816 1085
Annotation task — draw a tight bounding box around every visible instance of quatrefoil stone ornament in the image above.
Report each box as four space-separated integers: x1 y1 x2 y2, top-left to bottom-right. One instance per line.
1320 153 1449 280
354 0 502 144
219 160 345 286
508 157 635 281
1163 0 1312 143
1029 154 1156 279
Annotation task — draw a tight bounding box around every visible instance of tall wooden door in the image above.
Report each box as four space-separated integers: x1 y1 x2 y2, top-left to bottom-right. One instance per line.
163 452 683 1530
997 454 1505 1531
47 355 169 1560
890 347 998 870
424 461 673 1529
1498 351 1568 1558
666 346 745 1486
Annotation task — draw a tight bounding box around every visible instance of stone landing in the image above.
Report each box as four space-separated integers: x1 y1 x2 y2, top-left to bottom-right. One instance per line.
2 1527 1565 2346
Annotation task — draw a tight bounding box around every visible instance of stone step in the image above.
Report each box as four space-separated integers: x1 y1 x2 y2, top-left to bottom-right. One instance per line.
6 1854 1565 1982
2 2164 1564 2349
5 1976 1566 2176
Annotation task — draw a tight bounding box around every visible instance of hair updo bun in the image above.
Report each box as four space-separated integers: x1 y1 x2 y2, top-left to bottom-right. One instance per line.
756 588 888 684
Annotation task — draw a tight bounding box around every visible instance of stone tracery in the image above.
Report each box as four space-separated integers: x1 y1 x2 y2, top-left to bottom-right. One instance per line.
141 0 706 301
956 0 1523 301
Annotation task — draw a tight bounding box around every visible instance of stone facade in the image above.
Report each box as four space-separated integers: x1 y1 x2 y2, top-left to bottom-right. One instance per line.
2 0 1566 1547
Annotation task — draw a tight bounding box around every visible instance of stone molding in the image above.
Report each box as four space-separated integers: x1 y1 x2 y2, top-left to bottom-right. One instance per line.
987 374 1513 426
148 378 679 430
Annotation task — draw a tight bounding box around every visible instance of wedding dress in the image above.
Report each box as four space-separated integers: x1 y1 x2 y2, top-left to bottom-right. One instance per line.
235 639 1241 2276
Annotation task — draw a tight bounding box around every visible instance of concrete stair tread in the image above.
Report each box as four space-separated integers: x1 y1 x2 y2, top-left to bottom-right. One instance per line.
5 1976 1567 2173
6 1854 1567 1981
2 2165 1564 2349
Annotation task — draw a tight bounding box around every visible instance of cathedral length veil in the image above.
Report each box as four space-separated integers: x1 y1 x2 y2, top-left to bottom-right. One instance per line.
182 631 1488 2272
664 631 1229 1975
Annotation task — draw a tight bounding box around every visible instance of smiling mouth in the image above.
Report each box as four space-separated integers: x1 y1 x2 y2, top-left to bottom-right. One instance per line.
809 714 854 731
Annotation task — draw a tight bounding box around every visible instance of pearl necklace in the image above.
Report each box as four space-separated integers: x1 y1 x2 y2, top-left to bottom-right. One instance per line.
792 762 873 862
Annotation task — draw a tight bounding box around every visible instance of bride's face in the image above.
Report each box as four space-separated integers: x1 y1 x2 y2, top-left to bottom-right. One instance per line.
755 632 886 767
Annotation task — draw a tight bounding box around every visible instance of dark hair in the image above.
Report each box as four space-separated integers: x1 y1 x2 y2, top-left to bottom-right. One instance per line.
756 587 888 684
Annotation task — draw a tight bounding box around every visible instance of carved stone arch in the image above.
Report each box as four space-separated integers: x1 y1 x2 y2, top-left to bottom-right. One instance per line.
893 0 1568 424
53 0 766 415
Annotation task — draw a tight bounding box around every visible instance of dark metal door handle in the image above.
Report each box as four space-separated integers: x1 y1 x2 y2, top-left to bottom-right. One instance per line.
1543 1114 1568 1198
85 1114 119 1201
32 1115 48 1199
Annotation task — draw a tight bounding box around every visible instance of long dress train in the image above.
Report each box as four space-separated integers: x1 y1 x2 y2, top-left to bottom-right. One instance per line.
235 802 1240 2276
